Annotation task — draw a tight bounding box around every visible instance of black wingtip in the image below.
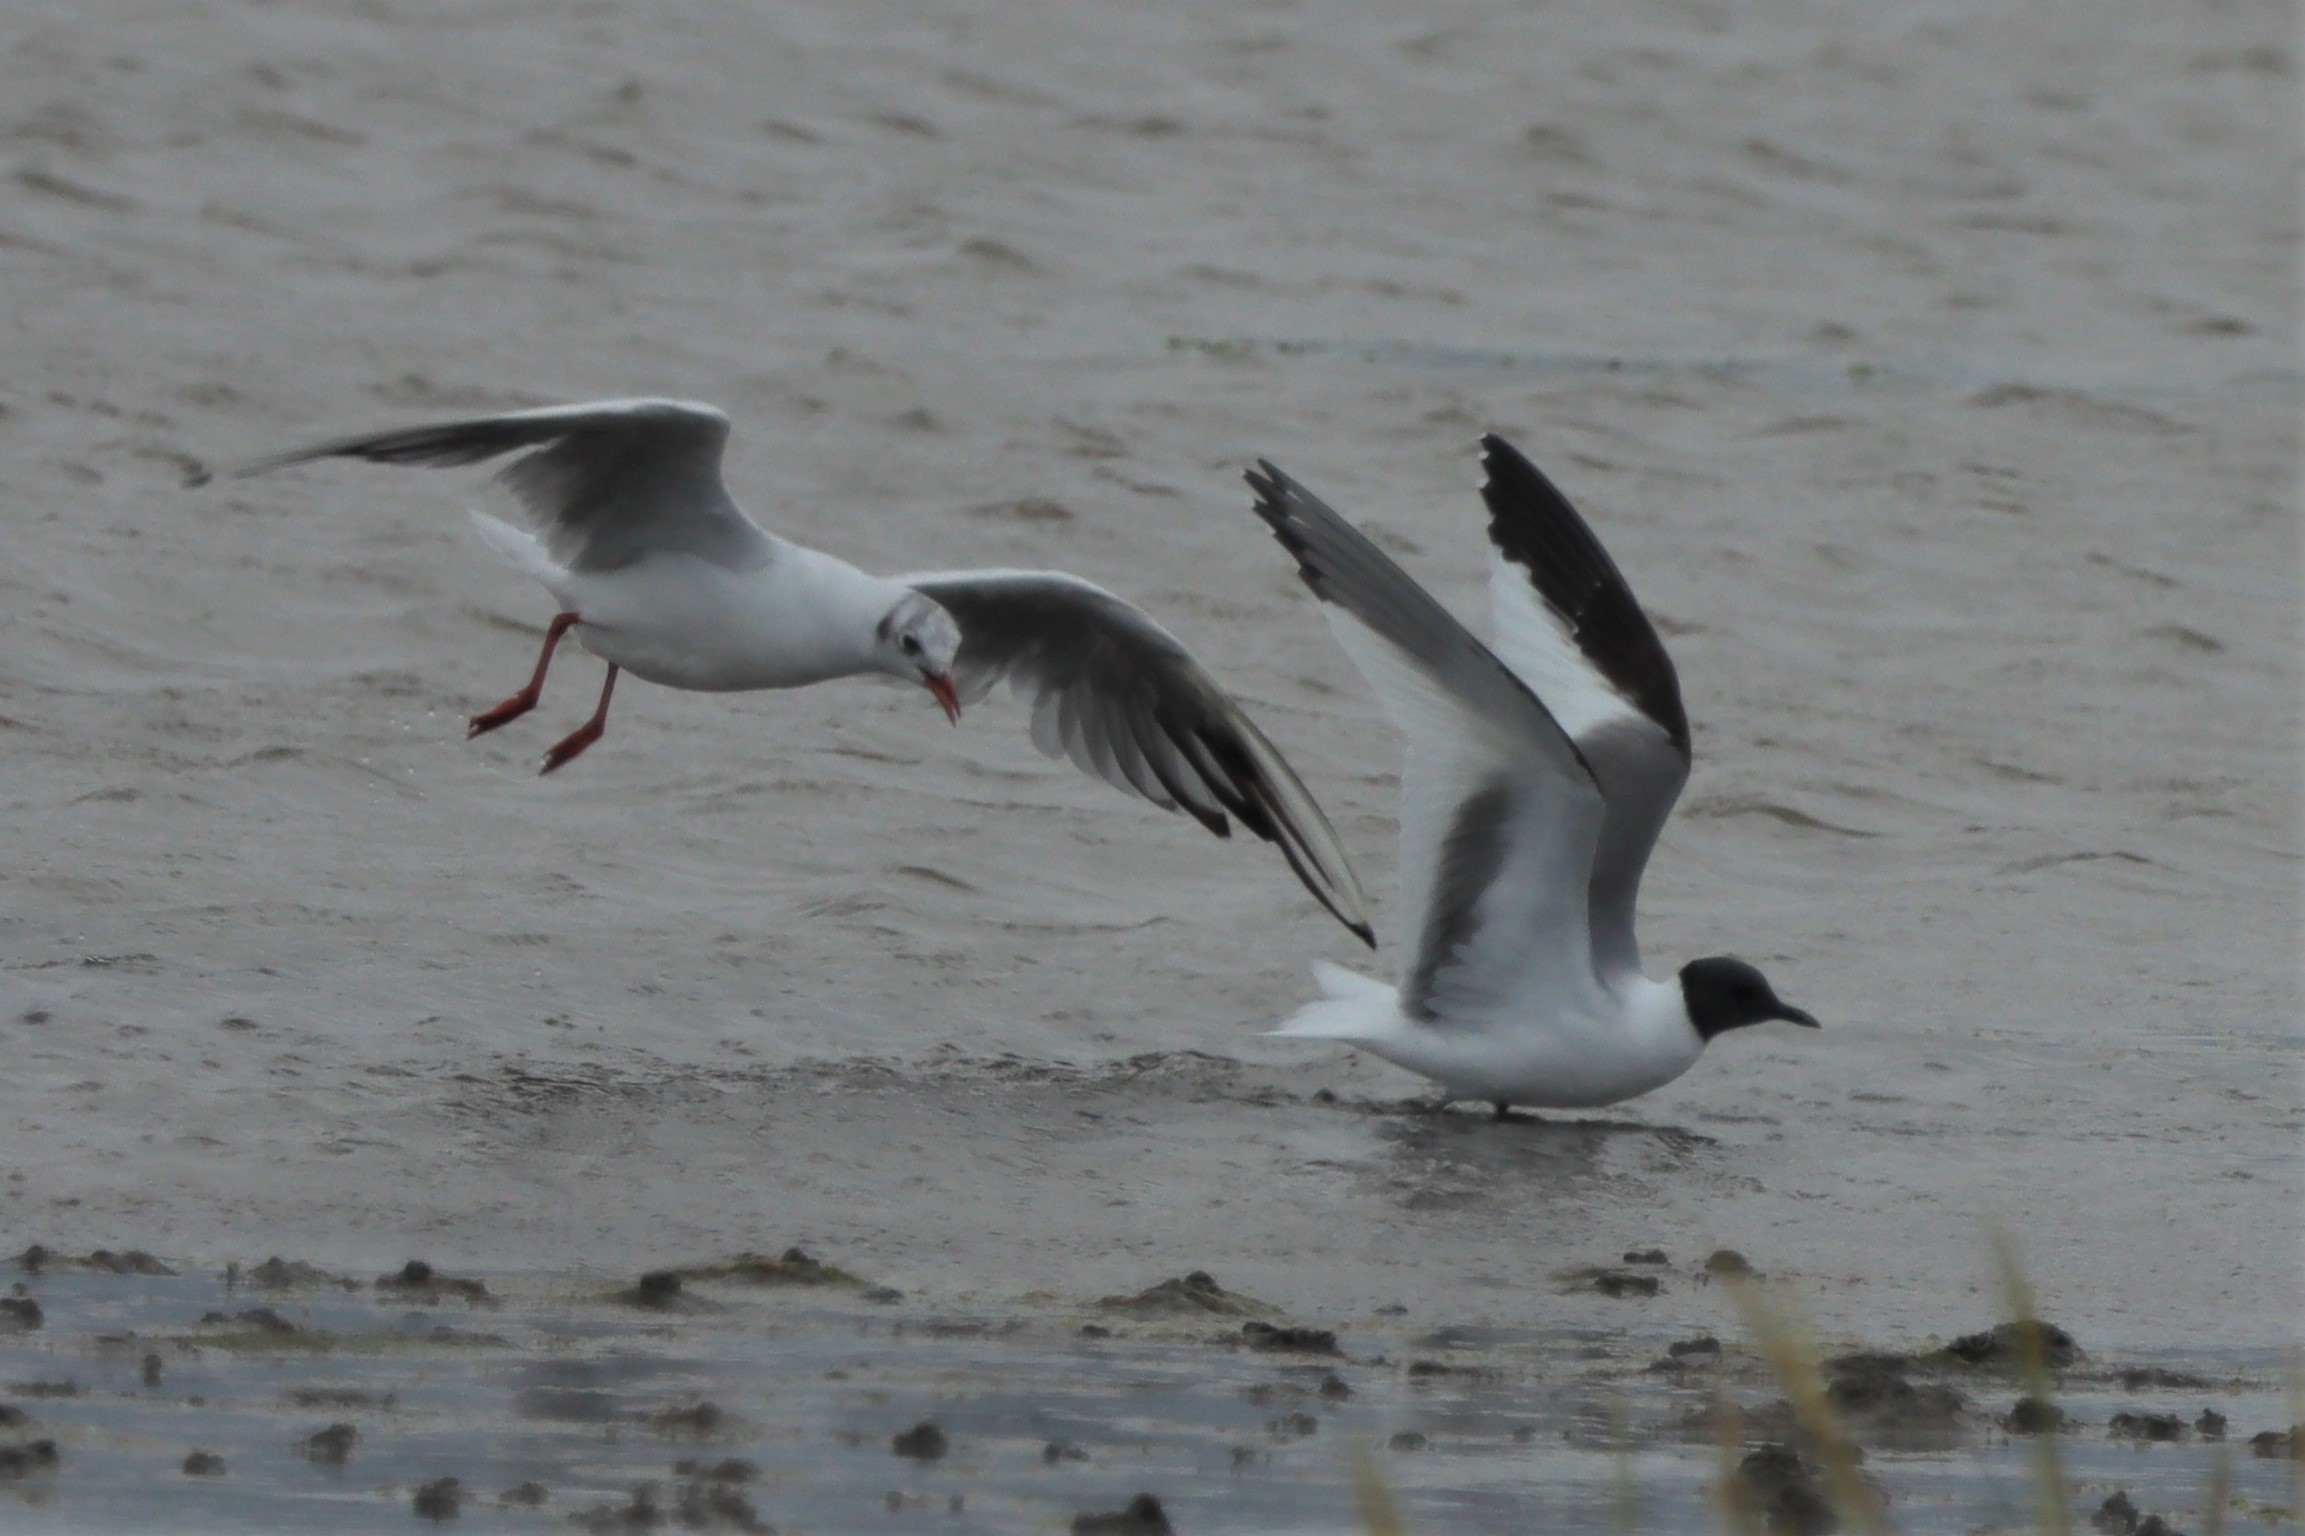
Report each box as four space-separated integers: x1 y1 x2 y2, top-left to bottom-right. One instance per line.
1476 432 1564 514
1243 461 1326 596
1244 459 1300 504
1477 430 1691 755
1243 462 1284 512
1477 435 1582 537
1172 803 1229 839
1350 920 1376 950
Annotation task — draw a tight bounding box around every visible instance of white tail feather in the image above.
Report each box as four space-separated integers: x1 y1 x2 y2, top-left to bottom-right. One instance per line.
466 510 560 580
1267 961 1401 1040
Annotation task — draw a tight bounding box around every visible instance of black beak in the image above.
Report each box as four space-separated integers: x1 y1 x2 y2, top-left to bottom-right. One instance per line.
1774 1003 1821 1029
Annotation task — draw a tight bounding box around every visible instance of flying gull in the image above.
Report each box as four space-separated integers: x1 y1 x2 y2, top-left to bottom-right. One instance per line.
1245 435 1815 1110
204 397 1373 943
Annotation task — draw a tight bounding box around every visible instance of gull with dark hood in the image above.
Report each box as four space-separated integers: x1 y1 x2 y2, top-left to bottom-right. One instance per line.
1247 435 1816 1112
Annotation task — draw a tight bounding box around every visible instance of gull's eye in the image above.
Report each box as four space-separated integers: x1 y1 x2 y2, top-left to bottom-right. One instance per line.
900 634 922 656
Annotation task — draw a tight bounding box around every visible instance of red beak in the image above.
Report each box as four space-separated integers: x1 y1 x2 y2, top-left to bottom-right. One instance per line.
925 672 960 725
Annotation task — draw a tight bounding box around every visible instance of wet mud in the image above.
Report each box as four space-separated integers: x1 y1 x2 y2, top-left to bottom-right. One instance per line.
1 1255 2297 1533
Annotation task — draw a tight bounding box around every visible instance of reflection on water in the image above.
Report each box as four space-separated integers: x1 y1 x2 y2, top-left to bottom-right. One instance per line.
1371 1108 1719 1214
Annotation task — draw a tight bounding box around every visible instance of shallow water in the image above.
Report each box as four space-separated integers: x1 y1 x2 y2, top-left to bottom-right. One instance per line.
3 1261 2295 1534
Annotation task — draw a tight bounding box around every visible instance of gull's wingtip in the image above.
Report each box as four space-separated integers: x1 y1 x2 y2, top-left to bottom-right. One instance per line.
194 446 331 485
1243 458 1298 502
1476 431 1538 491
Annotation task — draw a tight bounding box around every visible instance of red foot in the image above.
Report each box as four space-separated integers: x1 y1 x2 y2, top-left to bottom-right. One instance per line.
538 664 618 776
539 720 604 775
470 612 579 740
467 689 538 738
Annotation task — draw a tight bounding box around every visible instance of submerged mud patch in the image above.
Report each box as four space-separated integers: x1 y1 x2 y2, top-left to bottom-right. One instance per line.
1099 1271 1277 1320
0 1258 2292 1533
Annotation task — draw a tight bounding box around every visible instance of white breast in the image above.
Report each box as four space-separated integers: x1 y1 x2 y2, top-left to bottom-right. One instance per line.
552 546 891 693
1352 972 1704 1109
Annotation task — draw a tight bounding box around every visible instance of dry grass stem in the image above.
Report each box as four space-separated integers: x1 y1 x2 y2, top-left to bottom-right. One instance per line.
1985 1220 2070 1536
1349 1439 1406 1536
1611 1393 1638 1536
1710 1382 1768 1536
1723 1274 1892 1536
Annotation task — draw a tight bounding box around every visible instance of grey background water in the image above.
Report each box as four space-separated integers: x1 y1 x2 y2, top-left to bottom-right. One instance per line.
1 0 2297 1504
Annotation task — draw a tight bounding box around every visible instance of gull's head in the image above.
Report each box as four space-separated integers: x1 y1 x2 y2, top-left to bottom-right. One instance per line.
1678 956 1818 1042
875 590 964 724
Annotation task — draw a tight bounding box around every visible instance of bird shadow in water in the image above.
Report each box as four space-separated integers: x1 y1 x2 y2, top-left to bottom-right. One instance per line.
1374 1101 1717 1187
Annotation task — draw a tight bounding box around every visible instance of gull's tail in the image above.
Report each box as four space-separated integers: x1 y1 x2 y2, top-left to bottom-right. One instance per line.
467 510 563 582
1267 960 1400 1041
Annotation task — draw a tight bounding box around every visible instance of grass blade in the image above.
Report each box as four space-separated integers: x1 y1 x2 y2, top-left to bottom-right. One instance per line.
1985 1220 2069 1536
1348 1439 1405 1536
1722 1274 1892 1536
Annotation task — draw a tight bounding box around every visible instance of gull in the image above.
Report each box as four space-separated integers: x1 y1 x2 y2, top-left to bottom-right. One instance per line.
1245 435 1816 1112
207 397 1373 942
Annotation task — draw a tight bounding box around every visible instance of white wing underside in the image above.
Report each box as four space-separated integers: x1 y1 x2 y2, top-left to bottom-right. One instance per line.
228 397 779 575
1483 557 1689 979
1484 559 1638 742
1323 607 1609 1028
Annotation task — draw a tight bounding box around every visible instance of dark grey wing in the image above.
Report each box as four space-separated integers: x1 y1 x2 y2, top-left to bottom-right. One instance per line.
218 397 775 574
1247 463 1611 1020
1476 435 1691 979
901 568 1374 946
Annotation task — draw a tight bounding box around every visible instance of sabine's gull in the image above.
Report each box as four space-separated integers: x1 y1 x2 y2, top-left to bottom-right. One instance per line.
1245 435 1815 1110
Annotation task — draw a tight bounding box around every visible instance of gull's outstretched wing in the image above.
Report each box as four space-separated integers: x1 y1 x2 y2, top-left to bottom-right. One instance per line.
902 568 1374 947
217 397 776 575
1477 435 1690 979
1246 464 1608 1021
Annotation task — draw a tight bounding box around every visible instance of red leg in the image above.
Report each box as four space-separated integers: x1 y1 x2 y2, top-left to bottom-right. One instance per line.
539 664 618 775
469 612 580 738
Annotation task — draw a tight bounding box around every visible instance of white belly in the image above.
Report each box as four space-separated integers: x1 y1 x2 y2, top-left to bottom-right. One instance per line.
1352 976 1704 1108
544 549 879 694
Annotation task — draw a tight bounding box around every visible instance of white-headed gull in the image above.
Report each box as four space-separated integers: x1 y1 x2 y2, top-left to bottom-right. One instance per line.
206 397 1373 943
1244 435 1815 1112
